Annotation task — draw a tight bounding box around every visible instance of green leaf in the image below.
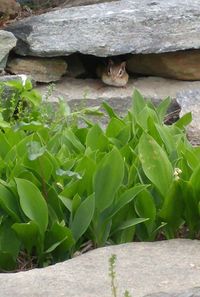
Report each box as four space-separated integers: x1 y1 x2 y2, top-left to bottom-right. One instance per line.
190 163 200 199
175 112 192 129
155 124 176 155
0 184 21 221
132 89 146 115
94 148 124 212
15 178 48 234
181 181 199 237
0 252 16 271
112 218 149 235
86 124 109 151
27 141 46 160
159 181 183 238
102 102 119 119
106 118 125 138
0 220 20 261
156 97 171 122
134 189 156 237
0 133 11 158
12 221 40 254
138 133 173 196
107 185 148 220
56 169 82 180
64 129 85 153
45 222 74 256
71 194 95 242
21 89 42 106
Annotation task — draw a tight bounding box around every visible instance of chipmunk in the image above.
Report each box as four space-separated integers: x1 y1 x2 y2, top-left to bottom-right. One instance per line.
97 59 129 87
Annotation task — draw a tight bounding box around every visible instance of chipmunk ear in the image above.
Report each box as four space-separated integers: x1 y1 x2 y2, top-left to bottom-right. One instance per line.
121 61 126 70
108 59 114 66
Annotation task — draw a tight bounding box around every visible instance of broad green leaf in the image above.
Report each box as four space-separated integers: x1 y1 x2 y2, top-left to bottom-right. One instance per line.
94 148 124 212
190 163 200 199
45 222 74 256
12 221 39 254
58 195 72 212
175 112 192 129
0 220 20 261
0 133 11 158
156 97 171 122
71 194 95 242
0 252 16 271
21 89 42 106
107 185 148 220
71 194 82 219
24 154 53 182
15 178 48 234
132 89 146 116
112 218 149 235
155 124 176 155
75 156 96 196
102 101 119 119
159 181 183 238
0 184 21 221
64 129 85 153
106 118 125 138
27 141 46 160
134 189 156 224
56 169 82 180
181 181 199 237
15 121 45 132
86 124 109 151
138 133 173 196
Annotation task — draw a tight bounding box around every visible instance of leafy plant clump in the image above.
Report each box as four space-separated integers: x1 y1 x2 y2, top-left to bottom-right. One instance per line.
0 79 199 272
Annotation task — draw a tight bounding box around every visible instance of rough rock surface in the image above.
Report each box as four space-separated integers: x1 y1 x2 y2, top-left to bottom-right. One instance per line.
37 76 200 104
127 50 200 81
0 240 200 297
6 56 68 82
144 287 200 297
177 89 200 145
6 0 200 57
0 31 17 71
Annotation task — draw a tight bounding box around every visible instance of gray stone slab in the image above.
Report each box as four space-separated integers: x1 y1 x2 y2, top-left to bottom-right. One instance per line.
5 0 200 57
0 31 17 71
0 239 200 297
144 287 200 297
177 89 200 145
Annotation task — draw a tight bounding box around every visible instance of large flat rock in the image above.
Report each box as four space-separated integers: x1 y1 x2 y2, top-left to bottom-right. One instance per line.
0 239 200 297
37 76 200 103
0 31 17 71
5 0 200 57
177 89 200 145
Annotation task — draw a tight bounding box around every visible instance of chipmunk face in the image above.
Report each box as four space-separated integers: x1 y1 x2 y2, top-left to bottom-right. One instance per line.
102 60 129 87
107 60 127 80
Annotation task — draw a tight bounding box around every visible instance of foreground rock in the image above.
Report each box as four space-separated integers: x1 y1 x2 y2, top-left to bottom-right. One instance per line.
144 287 200 297
6 0 200 57
177 89 200 145
0 240 200 297
0 31 17 72
6 56 68 82
127 50 200 81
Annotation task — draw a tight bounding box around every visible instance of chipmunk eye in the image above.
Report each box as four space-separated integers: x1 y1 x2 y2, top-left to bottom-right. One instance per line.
108 68 111 76
118 69 124 77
